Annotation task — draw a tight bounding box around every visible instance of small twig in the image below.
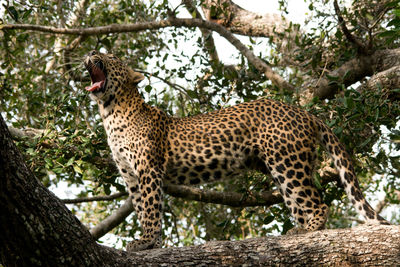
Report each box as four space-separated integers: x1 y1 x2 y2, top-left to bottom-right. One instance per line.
315 60 329 87
136 69 196 102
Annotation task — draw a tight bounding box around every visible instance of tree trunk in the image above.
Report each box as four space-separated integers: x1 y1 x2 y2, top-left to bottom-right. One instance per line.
0 115 106 266
1 113 399 266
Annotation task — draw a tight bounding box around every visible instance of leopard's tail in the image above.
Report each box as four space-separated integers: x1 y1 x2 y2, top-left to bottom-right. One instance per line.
316 119 389 225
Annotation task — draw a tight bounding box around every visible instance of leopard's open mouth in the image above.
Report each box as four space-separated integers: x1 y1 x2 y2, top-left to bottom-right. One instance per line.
85 59 106 92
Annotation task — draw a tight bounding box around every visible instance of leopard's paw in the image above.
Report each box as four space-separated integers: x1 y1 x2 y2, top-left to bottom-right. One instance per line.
286 227 309 235
126 236 162 252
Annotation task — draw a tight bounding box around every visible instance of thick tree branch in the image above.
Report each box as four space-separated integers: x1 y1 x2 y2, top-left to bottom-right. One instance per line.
0 112 106 266
313 54 374 99
1 18 294 92
7 127 46 139
201 0 290 38
312 48 400 99
102 225 400 266
358 65 400 99
374 48 400 72
165 184 282 207
200 0 302 69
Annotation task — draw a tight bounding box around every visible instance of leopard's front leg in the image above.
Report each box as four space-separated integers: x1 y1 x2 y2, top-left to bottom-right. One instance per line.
126 163 164 252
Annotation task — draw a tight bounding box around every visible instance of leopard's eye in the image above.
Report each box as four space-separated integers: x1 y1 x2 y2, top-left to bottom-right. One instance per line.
107 54 117 60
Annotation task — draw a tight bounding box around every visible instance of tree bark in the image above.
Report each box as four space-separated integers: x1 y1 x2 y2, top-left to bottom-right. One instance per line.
1 112 400 266
0 112 106 266
122 225 400 266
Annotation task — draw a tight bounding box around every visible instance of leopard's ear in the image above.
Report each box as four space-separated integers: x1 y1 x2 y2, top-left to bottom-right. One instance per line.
128 68 144 85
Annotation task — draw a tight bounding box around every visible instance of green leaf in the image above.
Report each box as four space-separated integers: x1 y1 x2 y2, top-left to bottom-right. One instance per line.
263 215 275 224
73 164 83 174
104 184 111 195
282 219 294 234
145 85 152 93
44 158 53 168
365 13 374 21
66 157 75 167
344 96 354 109
6 6 19 21
186 90 198 99
387 18 400 27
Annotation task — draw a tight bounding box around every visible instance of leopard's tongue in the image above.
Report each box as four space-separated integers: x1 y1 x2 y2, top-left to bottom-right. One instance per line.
85 80 105 92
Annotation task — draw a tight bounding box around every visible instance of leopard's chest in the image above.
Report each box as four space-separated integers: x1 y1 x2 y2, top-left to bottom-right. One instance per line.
104 119 140 172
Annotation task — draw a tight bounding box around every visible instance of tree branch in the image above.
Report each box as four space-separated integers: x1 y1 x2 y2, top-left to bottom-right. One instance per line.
313 56 373 99
1 18 294 92
333 0 369 54
62 191 128 204
165 184 282 207
89 185 283 240
313 47 400 99
183 0 219 64
102 225 400 265
201 0 290 38
90 197 134 240
200 0 303 69
357 65 400 100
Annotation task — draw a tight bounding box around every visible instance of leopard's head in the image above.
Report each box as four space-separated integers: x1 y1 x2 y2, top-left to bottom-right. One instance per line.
84 51 144 101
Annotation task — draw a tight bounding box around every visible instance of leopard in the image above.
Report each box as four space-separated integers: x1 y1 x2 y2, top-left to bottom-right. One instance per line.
84 50 388 252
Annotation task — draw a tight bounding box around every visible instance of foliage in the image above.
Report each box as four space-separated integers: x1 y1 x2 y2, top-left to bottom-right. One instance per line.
1 0 400 249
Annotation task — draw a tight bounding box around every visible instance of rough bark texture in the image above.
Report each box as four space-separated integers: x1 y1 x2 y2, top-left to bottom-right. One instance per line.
202 0 289 38
1 112 400 266
118 225 400 266
0 115 106 266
